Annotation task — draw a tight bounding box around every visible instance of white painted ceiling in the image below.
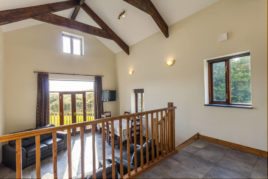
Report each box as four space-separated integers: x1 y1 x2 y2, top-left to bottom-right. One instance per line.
0 0 218 53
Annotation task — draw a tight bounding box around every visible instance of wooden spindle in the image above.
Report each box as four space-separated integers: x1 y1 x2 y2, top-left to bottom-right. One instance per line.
134 115 138 172
80 127 85 179
156 112 159 159
119 118 124 178
111 120 116 179
92 124 96 179
127 118 131 176
151 113 155 162
102 122 107 179
35 135 41 179
52 132 58 179
140 114 144 168
67 128 72 179
16 139 22 179
145 113 149 164
160 110 164 157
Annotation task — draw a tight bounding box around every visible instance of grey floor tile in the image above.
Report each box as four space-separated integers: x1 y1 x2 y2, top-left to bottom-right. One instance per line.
204 166 250 179
216 156 254 177
193 144 227 163
251 157 268 179
225 149 258 166
181 144 202 154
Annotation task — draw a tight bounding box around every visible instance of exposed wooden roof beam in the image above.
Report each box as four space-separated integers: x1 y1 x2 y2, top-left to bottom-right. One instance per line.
33 13 112 39
0 0 79 26
81 3 130 55
71 0 86 20
124 0 169 38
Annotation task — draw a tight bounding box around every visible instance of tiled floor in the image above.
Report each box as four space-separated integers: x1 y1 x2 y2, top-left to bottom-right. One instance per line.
138 140 268 179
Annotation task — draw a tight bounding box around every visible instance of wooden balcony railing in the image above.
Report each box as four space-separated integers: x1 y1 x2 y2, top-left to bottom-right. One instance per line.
0 102 176 179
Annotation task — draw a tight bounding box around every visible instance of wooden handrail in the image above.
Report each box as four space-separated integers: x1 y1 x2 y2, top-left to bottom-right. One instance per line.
0 103 176 179
0 107 176 143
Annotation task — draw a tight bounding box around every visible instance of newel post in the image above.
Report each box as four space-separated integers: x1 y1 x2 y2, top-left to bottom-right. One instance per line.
168 102 175 150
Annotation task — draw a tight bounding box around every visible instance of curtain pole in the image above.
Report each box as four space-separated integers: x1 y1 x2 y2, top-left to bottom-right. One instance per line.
33 71 103 77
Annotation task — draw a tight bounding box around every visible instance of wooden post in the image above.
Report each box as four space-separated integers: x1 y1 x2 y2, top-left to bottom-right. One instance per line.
156 112 159 159
151 113 155 162
160 110 163 157
80 127 85 179
168 102 175 150
102 122 107 179
67 128 72 179
52 132 58 179
35 135 41 179
145 113 149 164
92 124 96 179
16 139 22 179
134 115 138 172
119 118 124 178
127 118 131 176
111 120 115 179
140 114 144 168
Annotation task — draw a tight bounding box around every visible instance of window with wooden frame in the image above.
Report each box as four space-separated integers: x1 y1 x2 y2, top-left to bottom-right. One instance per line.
62 32 84 56
134 89 144 113
208 52 252 106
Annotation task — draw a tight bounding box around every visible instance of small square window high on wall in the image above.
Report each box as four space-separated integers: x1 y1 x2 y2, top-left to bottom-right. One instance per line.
62 32 84 56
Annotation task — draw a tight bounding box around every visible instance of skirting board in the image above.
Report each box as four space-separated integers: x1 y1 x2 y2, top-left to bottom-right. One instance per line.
198 134 268 158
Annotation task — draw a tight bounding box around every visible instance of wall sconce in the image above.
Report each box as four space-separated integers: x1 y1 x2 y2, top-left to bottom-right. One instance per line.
128 68 134 75
166 58 176 67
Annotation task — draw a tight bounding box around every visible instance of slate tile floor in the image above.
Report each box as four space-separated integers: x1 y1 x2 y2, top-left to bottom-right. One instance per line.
138 140 268 179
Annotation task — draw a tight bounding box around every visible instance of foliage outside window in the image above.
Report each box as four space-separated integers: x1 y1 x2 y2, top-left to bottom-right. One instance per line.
208 52 252 106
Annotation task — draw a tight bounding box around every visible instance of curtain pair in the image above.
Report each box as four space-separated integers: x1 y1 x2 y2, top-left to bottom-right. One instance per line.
36 73 103 128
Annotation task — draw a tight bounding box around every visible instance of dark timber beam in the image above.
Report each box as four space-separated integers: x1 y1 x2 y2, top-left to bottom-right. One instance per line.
81 3 130 55
0 0 79 26
33 13 112 39
71 0 86 20
124 0 169 38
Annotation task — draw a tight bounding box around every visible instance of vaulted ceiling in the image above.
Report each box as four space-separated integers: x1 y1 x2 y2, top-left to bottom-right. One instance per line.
0 0 218 54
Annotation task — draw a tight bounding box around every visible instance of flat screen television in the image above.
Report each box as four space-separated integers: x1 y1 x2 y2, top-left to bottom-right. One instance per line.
102 90 116 102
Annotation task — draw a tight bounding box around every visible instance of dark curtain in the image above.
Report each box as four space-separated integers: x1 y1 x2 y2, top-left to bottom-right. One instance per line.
94 76 103 119
36 72 49 128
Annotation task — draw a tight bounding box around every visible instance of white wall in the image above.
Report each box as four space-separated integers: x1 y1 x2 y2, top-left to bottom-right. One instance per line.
3 24 118 133
0 29 4 162
116 0 267 150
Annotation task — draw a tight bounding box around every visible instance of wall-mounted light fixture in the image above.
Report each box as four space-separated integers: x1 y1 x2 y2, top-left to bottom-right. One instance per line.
128 68 134 75
118 10 127 20
166 57 176 67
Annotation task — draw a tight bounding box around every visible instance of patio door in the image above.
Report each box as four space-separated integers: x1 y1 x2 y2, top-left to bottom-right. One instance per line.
59 92 86 126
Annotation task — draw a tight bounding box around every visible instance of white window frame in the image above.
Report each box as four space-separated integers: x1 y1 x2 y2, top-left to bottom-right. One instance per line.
62 32 84 56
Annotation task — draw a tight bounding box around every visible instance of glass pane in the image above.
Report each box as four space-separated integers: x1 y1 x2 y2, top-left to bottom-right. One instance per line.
49 93 60 126
62 36 71 54
212 62 226 102
230 56 252 104
73 38 81 55
76 94 84 123
86 92 94 122
63 94 72 125
137 93 144 112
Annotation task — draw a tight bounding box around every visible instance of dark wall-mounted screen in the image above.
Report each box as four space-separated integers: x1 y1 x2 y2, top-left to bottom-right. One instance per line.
102 90 116 102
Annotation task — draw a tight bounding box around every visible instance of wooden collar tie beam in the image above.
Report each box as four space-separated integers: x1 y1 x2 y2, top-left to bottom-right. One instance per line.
0 0 130 54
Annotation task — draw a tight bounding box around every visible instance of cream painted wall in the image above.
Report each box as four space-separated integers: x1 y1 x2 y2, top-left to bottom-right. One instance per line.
0 30 4 162
4 24 118 133
116 0 267 150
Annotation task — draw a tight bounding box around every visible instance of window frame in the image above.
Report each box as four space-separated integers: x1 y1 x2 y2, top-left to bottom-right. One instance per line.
62 32 84 56
208 52 252 106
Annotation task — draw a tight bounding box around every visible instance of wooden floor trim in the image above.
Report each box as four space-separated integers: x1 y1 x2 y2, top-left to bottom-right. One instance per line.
199 134 268 158
175 133 199 151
